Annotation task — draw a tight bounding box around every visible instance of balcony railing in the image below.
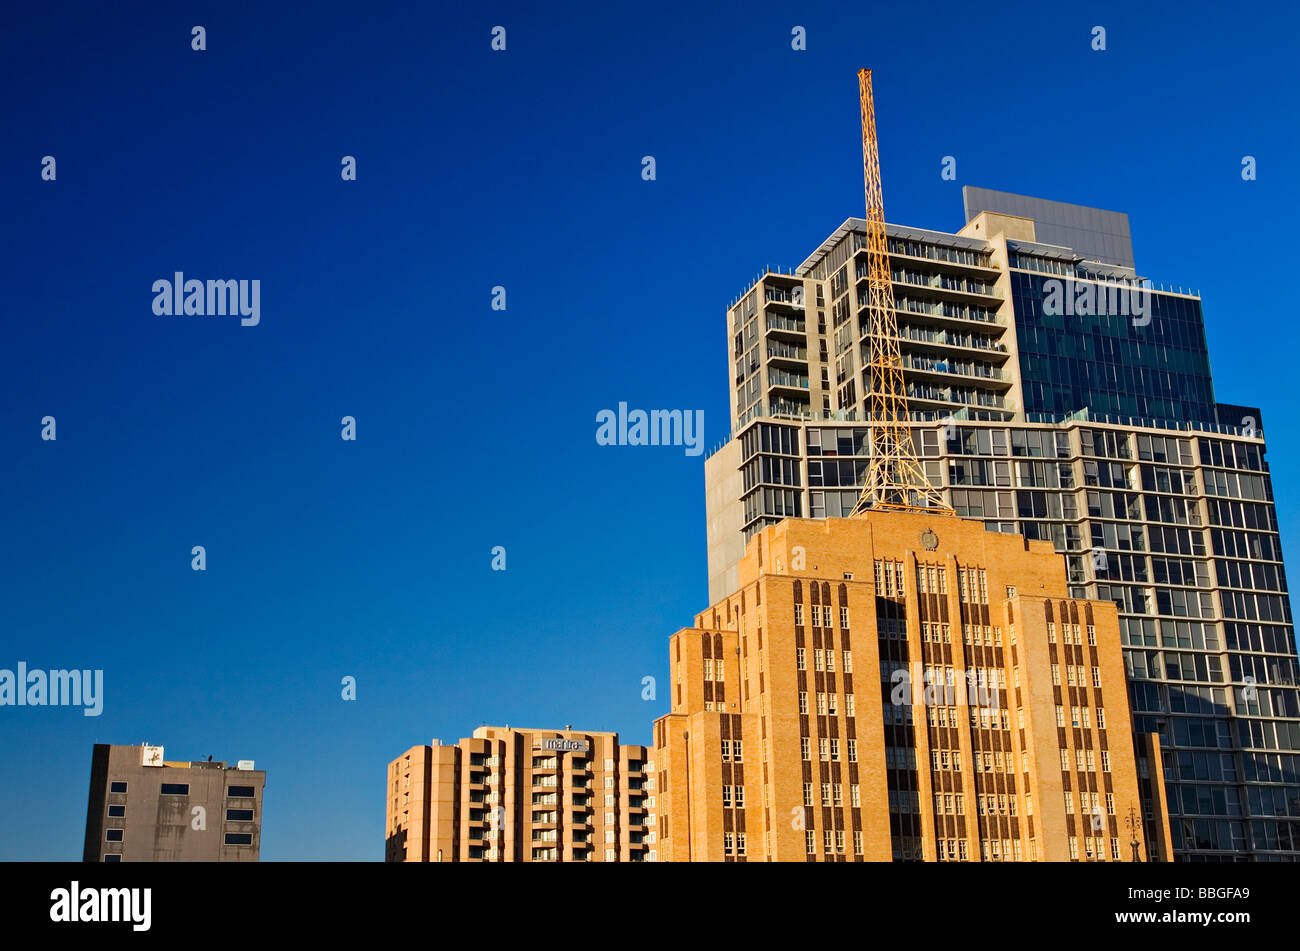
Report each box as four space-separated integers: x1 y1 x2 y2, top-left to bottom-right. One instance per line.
765 315 806 334
768 369 810 389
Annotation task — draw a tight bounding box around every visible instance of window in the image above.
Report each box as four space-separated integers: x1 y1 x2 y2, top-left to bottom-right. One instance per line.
1101 751 1111 772
1097 708 1106 730
731 740 743 762
105 829 123 842
794 604 804 626
160 783 190 796
107 805 125 818
228 785 256 798
803 782 814 806
851 784 861 807
806 831 816 854
102 854 121 863
854 831 863 854
821 783 831 807
1056 705 1066 727
845 694 856 717
801 737 811 760
796 647 806 670
840 607 850 629
799 691 809 714
819 738 829 761
225 808 254 821
829 738 840 761
847 739 857 762
109 781 127 794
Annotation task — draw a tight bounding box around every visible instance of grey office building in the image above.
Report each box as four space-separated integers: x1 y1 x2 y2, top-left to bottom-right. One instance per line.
82 742 266 861
706 188 1300 860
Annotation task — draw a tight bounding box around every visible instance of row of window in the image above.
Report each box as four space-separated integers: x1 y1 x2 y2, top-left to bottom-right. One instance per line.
104 831 253 846
804 829 865 855
107 781 256 798
803 782 863 808
798 691 858 717
795 648 853 673
793 604 850 629
799 737 859 762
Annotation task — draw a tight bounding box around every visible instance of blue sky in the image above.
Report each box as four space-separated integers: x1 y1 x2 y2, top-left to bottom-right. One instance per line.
1 1 1297 860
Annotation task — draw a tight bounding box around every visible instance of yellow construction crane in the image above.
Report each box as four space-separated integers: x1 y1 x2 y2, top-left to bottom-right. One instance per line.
850 68 953 517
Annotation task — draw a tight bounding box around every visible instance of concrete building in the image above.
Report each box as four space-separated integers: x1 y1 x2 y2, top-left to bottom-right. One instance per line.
654 511 1173 862
82 743 265 862
709 192 1300 860
386 726 653 862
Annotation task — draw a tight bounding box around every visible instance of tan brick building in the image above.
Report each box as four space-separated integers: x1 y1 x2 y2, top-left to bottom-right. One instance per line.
652 511 1174 861
386 726 653 862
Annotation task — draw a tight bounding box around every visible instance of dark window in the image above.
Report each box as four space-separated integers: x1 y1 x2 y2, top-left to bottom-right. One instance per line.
225 809 254 821
160 783 189 796
109 781 127 793
224 833 253 846
107 805 125 818
105 829 123 842
102 854 121 863
227 785 256 798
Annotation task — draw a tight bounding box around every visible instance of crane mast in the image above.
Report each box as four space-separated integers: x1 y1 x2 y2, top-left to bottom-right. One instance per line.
851 68 953 517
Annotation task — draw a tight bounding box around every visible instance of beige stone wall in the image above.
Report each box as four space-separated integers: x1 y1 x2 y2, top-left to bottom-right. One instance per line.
656 512 1168 862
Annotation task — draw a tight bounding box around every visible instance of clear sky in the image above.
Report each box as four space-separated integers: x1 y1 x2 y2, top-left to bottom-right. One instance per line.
2 1 1298 860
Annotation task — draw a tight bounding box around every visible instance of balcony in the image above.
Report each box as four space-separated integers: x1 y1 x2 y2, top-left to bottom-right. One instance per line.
893 326 1009 359
767 342 808 364
884 267 1000 302
898 356 1011 388
893 296 1003 328
765 315 807 338
767 369 810 392
768 397 811 418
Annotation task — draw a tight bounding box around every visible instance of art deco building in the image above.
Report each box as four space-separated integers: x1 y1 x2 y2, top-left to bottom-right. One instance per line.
708 188 1300 860
82 742 265 861
654 511 1174 861
386 726 653 862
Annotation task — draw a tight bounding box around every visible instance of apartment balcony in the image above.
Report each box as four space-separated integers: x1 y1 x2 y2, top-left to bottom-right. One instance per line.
893 327 1010 361
769 397 811 418
905 384 1008 412
884 268 1000 303
766 343 808 365
765 314 807 339
898 356 1013 390
767 370 810 393
890 301 1003 336
883 243 1000 278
